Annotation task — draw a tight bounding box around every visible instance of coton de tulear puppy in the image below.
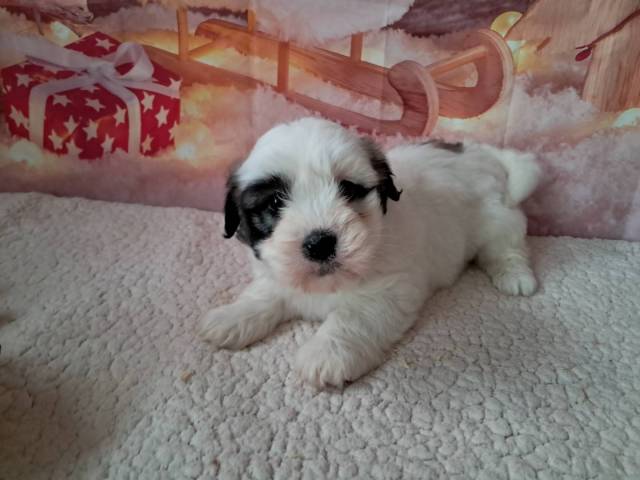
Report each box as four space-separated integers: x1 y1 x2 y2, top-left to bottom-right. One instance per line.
201 117 541 388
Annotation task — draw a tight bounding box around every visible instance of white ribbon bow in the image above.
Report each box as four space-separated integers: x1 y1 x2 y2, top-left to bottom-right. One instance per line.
4 34 180 154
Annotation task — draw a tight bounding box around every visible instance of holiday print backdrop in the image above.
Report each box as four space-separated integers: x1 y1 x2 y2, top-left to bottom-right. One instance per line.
0 0 639 241
2 31 181 160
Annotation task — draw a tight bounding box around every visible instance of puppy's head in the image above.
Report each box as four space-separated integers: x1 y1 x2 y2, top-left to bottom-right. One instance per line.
224 118 401 293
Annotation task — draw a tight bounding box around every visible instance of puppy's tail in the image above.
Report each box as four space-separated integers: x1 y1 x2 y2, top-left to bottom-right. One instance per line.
485 146 541 206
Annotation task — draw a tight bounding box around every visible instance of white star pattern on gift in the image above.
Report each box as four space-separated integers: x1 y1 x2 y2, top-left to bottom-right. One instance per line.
114 106 126 126
169 122 178 141
101 134 115 154
84 120 99 140
95 37 115 50
155 106 169 127
141 135 153 153
168 78 181 91
83 85 99 93
53 94 71 107
49 131 64 151
86 98 104 112
16 73 32 87
65 139 82 157
141 92 155 112
9 106 29 129
64 116 78 133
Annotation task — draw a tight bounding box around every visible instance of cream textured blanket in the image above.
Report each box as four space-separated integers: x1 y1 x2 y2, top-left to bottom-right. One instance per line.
1 193 639 479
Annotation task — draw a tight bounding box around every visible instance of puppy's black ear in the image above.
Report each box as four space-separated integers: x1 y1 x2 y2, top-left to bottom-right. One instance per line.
223 176 241 239
361 138 402 214
379 174 402 214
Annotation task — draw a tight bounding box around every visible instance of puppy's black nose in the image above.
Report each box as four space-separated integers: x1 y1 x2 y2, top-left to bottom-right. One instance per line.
302 230 337 263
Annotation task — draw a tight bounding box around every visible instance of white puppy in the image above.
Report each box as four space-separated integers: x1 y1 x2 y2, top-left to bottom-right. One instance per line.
201 117 540 387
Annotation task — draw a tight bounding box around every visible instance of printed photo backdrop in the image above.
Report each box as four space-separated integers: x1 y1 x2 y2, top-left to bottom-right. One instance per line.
0 0 639 240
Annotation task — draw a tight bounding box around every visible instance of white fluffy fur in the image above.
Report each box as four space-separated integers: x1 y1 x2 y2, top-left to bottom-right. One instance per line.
201 118 541 388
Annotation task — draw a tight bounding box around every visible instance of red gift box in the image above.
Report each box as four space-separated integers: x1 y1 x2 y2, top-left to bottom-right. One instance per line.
1 32 181 160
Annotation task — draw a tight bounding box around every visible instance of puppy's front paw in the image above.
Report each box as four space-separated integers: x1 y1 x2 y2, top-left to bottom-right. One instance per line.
492 267 537 296
199 303 277 350
294 335 373 388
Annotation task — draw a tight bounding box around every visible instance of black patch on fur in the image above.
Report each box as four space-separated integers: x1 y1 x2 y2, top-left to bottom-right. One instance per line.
423 139 464 153
223 176 241 239
360 138 402 214
223 173 289 256
339 180 375 202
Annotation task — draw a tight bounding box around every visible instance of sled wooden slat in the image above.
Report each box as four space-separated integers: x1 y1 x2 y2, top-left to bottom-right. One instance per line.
277 41 290 93
195 19 401 105
350 33 364 61
177 7 189 61
160 12 516 135
144 45 261 90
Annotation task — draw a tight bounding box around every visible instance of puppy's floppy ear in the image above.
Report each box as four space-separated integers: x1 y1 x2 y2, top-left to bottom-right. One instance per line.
360 137 402 214
223 175 241 239
379 174 402 214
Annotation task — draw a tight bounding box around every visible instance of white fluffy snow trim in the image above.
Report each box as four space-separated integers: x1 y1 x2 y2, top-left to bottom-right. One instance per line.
139 0 415 44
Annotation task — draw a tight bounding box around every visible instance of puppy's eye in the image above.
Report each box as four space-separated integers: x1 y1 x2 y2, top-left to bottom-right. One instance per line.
339 180 373 202
268 194 284 210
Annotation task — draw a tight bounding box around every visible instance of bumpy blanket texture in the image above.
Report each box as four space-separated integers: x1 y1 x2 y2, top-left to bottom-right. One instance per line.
1 193 639 479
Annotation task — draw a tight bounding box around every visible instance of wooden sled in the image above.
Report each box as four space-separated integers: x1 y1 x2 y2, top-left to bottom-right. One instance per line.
150 9 514 137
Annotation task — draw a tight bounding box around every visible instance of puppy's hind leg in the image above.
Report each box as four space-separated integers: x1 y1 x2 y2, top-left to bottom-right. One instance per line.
476 206 537 297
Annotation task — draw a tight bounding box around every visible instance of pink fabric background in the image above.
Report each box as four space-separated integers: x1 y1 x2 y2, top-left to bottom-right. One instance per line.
0 0 638 240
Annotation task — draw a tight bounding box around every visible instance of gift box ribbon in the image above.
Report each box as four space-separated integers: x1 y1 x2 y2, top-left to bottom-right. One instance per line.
2 34 180 154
